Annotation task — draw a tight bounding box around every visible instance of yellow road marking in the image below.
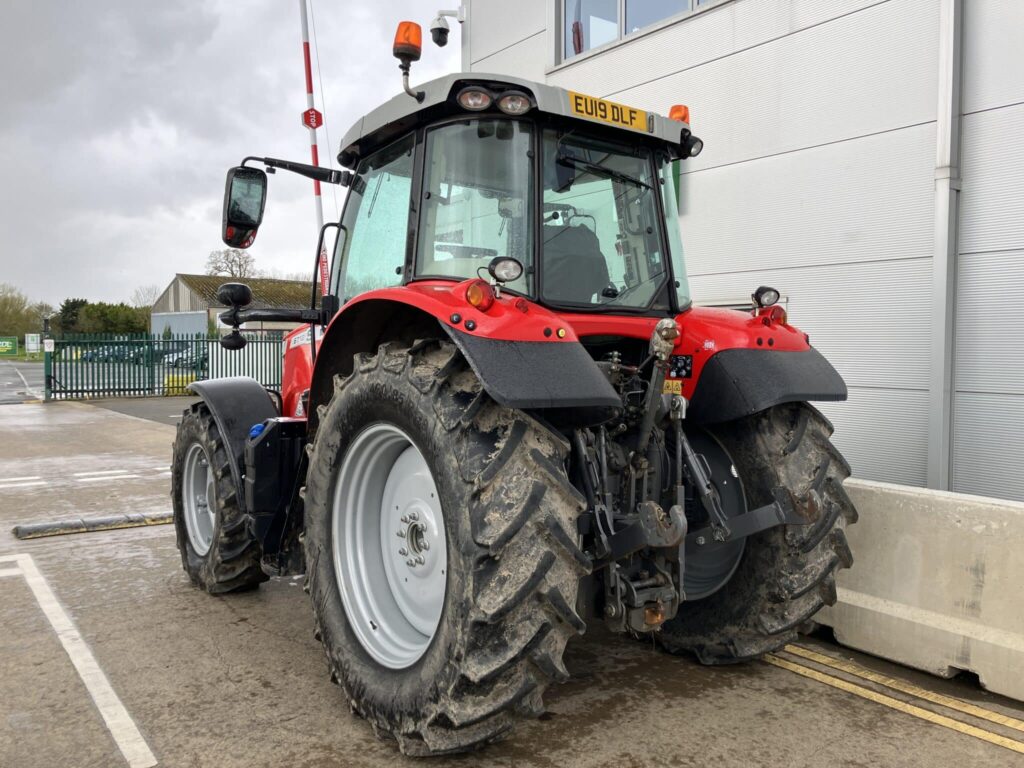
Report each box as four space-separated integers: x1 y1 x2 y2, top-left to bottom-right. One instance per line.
785 644 1024 734
763 654 1024 755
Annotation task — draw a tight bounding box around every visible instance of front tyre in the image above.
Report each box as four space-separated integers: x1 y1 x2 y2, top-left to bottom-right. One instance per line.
659 403 856 663
303 340 588 755
171 403 268 593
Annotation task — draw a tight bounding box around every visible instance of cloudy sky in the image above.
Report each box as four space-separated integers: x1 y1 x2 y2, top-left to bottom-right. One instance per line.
0 1 461 306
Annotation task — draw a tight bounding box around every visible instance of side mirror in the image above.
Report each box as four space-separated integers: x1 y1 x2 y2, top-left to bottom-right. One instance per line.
220 329 247 350
217 282 253 307
222 166 267 248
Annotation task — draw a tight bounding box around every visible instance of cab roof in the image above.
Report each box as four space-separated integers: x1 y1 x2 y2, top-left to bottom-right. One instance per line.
337 72 690 169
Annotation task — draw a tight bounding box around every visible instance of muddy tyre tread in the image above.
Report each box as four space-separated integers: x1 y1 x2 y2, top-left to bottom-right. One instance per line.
303 340 585 755
658 403 855 664
171 403 267 594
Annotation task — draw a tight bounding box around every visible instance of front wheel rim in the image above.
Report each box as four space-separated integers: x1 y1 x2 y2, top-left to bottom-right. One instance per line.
332 423 448 670
182 443 215 556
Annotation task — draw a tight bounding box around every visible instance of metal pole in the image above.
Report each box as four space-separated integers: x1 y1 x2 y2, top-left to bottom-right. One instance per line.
299 0 329 296
927 0 963 490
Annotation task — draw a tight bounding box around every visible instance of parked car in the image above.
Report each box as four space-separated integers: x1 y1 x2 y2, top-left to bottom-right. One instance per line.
132 342 187 365
81 345 133 362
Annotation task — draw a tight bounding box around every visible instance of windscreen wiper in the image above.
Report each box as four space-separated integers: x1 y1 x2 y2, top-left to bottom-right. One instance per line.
557 153 651 189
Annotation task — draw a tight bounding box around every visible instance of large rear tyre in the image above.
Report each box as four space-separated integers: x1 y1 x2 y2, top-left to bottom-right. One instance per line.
659 403 856 663
171 403 268 593
303 340 588 755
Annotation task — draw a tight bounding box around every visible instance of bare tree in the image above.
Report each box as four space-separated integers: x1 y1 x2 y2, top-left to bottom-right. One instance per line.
206 248 257 278
130 284 162 308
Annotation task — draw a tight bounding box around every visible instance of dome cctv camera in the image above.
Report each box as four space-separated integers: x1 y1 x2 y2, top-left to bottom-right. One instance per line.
430 15 450 46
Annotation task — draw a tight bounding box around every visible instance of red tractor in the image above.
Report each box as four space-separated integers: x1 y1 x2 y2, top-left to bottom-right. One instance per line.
172 22 855 756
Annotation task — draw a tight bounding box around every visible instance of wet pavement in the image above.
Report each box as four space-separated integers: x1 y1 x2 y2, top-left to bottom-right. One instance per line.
2 400 1023 767
0 361 43 404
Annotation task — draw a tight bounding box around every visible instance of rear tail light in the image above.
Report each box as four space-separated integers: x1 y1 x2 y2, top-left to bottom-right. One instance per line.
465 280 495 311
759 305 788 325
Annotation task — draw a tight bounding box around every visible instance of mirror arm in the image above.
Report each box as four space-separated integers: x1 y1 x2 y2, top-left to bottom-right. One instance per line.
241 156 351 186
219 307 321 327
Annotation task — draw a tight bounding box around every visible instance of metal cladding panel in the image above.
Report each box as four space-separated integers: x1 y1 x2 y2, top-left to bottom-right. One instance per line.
953 393 1024 502
469 0 546 63
817 386 929 487
963 0 1024 113
959 104 1024 255
681 123 935 276
548 0 881 99
549 0 939 173
471 32 547 82
689 258 932 392
955 250 1024 395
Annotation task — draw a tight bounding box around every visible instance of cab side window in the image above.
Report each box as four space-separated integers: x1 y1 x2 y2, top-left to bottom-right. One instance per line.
334 134 415 302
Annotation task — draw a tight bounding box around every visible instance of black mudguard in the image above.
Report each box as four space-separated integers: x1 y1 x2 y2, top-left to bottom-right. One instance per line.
188 377 278 507
687 347 847 425
446 328 621 410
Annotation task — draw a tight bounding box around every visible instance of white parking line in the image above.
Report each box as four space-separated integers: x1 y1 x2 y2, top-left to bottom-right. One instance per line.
74 470 135 477
0 567 22 578
0 554 157 767
0 480 47 489
2 360 41 399
4 475 42 482
77 475 140 483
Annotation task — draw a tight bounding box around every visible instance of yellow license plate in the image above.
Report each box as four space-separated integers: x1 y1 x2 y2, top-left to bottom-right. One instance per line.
568 91 647 132
663 379 682 395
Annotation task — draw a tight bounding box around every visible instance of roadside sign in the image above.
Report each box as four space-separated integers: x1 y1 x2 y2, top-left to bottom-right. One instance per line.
25 334 40 354
0 337 17 357
43 339 55 353
301 108 323 130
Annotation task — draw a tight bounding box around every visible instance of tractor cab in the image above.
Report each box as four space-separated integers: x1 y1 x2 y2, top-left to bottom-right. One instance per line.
330 71 701 318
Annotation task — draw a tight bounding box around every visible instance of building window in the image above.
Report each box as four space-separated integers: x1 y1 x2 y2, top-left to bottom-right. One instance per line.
564 0 716 60
564 0 618 59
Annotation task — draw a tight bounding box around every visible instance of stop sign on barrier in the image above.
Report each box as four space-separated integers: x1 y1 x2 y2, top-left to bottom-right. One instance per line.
302 108 323 130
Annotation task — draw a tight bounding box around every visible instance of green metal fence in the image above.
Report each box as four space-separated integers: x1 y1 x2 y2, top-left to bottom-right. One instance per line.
44 332 284 400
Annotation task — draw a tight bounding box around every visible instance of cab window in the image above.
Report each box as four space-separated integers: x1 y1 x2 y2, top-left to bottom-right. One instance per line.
333 134 414 302
414 120 533 295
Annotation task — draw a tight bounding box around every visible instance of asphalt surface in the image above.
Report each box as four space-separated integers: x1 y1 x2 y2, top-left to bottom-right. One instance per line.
87 396 201 426
0 360 44 404
2 400 1024 767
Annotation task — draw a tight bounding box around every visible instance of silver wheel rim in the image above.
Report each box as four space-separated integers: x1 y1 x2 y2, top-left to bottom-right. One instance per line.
182 443 216 556
332 423 447 669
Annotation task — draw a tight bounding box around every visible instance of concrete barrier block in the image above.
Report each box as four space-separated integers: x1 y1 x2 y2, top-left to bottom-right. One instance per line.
815 478 1024 702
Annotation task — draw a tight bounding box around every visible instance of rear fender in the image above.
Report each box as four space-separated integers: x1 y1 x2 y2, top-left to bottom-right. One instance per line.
188 377 278 507
308 283 620 433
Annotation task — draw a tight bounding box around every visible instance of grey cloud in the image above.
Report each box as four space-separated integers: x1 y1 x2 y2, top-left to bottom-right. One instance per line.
0 0 460 304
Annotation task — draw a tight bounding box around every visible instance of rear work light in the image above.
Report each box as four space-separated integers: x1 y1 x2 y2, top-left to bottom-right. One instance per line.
457 87 492 111
497 91 532 115
465 280 495 311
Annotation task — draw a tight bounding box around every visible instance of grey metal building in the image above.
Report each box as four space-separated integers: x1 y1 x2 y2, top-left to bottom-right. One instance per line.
460 0 1024 502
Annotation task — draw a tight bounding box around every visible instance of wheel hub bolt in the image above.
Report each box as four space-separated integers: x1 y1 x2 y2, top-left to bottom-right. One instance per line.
398 547 408 556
